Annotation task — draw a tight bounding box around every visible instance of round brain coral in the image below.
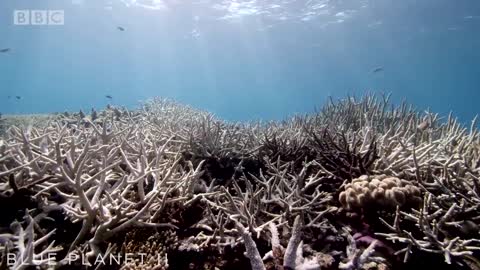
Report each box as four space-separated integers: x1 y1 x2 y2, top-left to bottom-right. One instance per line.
339 175 422 209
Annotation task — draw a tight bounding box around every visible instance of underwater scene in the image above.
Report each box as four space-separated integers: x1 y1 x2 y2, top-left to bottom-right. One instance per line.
1 0 480 269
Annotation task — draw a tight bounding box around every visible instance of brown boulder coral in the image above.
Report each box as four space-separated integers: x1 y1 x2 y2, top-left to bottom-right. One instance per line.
119 229 178 270
339 175 421 209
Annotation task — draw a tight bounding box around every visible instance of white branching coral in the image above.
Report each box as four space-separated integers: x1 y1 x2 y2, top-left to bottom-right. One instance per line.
0 95 479 269
0 100 210 268
235 221 266 270
339 230 385 270
283 215 303 270
0 215 62 270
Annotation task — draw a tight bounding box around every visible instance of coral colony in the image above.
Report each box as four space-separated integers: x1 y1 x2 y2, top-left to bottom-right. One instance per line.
0 94 479 270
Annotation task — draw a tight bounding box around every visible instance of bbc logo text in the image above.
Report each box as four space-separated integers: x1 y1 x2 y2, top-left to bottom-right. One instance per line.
14 10 64 25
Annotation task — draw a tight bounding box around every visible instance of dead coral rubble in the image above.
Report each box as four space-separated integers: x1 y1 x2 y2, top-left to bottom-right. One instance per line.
0 95 479 270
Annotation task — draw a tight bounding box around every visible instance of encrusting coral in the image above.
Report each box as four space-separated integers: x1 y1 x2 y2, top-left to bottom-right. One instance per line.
0 94 479 270
119 229 178 270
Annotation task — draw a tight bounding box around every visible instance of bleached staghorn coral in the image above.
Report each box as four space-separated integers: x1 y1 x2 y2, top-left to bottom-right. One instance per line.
0 100 214 267
252 94 479 267
235 215 318 270
376 194 480 266
312 94 480 266
338 229 386 270
0 214 61 270
1 94 479 269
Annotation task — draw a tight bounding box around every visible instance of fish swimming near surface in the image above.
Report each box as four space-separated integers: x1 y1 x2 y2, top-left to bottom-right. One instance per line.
117 26 125 31
0 48 10 53
372 66 384 73
15 96 21 100
106 95 113 99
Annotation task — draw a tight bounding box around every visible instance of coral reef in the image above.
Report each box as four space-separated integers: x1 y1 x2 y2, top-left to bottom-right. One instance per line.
0 114 54 137
339 175 422 209
0 95 479 270
119 229 177 270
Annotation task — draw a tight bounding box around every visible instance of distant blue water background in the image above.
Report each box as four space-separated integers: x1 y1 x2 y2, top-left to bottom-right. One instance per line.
0 0 479 122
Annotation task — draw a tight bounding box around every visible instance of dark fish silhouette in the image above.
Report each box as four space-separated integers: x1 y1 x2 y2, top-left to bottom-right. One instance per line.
15 96 21 100
372 66 384 73
105 95 113 99
117 26 125 31
0 48 10 53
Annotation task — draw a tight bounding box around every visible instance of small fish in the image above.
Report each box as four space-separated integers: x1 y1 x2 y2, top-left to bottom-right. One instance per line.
15 96 21 100
117 26 125 31
417 120 429 131
372 66 384 73
193 179 208 194
7 96 11 99
0 48 10 53
105 95 113 99
25 123 33 139
39 137 49 155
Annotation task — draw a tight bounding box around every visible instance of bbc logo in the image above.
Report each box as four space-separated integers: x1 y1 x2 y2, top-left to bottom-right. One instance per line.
14 10 64 25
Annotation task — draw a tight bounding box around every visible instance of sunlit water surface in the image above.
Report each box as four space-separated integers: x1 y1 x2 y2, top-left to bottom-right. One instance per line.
0 0 479 122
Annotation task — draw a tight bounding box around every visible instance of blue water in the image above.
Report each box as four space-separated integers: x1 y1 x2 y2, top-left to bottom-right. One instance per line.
0 0 479 122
